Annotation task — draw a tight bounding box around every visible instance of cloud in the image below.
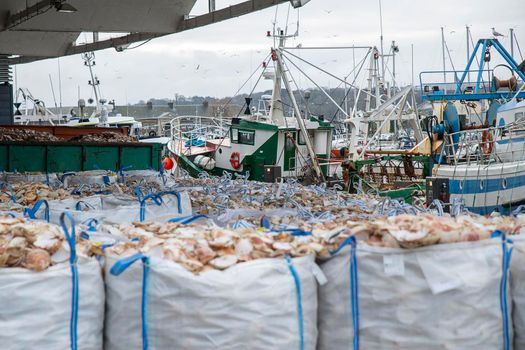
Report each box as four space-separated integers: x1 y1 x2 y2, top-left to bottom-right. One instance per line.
13 0 525 106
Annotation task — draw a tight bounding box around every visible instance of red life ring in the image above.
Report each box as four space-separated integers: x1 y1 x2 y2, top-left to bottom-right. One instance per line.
230 152 241 170
481 130 494 155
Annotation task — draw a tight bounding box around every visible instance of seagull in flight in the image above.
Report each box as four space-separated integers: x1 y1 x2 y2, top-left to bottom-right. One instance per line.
492 27 505 38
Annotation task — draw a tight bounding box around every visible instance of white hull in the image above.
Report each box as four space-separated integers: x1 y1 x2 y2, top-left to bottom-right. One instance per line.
435 160 525 214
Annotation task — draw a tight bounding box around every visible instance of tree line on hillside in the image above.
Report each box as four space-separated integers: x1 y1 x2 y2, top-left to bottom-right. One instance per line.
136 86 423 121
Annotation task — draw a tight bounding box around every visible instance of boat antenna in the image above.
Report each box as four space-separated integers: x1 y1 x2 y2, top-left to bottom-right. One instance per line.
284 3 291 36
466 25 470 82
48 74 58 110
57 57 63 116
411 43 414 87
294 6 300 37
379 0 385 81
441 27 446 88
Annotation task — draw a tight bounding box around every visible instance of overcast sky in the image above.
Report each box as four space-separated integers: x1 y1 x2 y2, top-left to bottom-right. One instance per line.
13 0 525 107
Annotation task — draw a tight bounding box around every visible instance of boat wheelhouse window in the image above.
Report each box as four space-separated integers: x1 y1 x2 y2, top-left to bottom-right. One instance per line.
298 131 306 145
239 130 255 145
516 112 524 122
231 128 255 145
231 128 239 143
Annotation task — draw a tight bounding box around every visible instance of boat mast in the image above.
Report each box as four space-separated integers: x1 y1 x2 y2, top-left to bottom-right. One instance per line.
441 27 446 91
378 0 385 82
466 25 470 83
82 52 101 113
274 46 324 181
269 29 286 126
510 28 514 58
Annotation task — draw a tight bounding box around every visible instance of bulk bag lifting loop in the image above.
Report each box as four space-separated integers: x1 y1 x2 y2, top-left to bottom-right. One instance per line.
330 236 359 350
60 211 80 350
139 191 182 222
110 253 151 350
24 199 50 222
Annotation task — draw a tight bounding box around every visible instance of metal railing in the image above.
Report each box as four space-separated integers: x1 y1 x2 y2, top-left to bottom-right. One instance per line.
441 120 525 166
170 116 230 143
419 69 495 96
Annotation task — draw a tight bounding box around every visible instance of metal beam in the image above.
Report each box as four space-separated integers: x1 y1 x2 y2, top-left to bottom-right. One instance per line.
9 0 289 65
4 0 54 30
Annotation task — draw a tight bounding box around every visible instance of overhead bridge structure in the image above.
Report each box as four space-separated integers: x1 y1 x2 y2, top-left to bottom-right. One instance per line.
0 0 310 123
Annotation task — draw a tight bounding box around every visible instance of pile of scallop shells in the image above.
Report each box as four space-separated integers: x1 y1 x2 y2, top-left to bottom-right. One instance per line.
98 213 521 274
184 177 377 222
0 128 61 142
103 221 331 273
69 132 137 143
319 213 521 251
0 183 72 206
0 216 94 271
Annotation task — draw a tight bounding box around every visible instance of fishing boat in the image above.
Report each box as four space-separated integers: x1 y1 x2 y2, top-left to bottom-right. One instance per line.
167 30 334 183
14 51 143 136
423 38 525 214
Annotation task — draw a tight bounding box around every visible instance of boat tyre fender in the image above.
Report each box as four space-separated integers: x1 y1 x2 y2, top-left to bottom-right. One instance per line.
481 130 494 155
230 152 241 170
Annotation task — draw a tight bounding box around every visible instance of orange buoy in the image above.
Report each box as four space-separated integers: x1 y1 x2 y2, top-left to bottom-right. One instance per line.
163 157 174 170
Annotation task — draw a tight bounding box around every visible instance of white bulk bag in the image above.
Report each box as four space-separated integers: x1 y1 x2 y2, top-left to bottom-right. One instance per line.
120 170 175 187
25 196 107 226
0 255 104 349
62 170 117 187
4 172 60 186
511 235 525 349
101 191 192 224
104 254 319 350
318 236 512 350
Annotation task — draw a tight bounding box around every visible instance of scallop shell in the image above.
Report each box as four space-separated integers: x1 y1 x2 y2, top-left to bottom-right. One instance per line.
33 233 62 254
8 236 27 249
196 244 216 264
235 238 253 259
24 248 51 272
272 242 293 252
179 258 204 273
209 255 238 270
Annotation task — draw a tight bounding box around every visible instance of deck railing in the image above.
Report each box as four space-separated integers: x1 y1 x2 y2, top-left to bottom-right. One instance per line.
169 116 230 143
441 120 525 166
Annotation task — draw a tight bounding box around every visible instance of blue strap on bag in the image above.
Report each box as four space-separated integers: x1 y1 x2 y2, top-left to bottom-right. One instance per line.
331 236 359 350
168 214 208 225
75 201 96 211
285 255 304 350
492 230 513 350
24 199 50 222
140 191 182 222
110 253 150 350
60 212 79 350
139 194 163 222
